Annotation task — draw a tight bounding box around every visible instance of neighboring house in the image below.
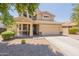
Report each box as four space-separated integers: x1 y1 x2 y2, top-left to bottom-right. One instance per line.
12 11 62 37
62 22 77 35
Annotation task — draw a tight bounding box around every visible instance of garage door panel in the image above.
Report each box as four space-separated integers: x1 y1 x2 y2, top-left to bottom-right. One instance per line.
39 24 61 35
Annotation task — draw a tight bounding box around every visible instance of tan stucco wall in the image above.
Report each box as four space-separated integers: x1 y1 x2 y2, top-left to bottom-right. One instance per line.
13 16 62 36
62 28 69 35
42 13 53 21
15 22 33 36
39 24 62 35
13 17 33 36
62 22 77 35
36 12 54 21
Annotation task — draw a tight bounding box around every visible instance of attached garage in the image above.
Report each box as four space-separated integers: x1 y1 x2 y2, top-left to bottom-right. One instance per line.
39 23 62 36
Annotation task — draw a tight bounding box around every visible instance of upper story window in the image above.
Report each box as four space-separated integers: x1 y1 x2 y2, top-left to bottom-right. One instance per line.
44 16 49 18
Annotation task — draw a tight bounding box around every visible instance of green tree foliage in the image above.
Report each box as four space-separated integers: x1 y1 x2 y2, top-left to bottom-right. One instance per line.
71 4 79 27
14 3 39 16
0 3 39 29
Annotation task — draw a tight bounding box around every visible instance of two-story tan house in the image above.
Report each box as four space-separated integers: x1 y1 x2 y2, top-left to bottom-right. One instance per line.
12 11 62 37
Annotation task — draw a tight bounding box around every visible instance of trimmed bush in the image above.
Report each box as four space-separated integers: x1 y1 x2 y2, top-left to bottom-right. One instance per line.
21 40 26 44
69 28 78 34
1 31 15 41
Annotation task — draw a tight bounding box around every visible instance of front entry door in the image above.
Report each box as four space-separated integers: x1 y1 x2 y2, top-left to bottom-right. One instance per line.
33 24 39 36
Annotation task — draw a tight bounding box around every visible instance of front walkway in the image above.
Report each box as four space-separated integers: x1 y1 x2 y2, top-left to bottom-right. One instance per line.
45 36 79 56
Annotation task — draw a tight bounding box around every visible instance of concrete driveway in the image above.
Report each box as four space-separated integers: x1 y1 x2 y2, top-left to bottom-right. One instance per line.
45 36 79 56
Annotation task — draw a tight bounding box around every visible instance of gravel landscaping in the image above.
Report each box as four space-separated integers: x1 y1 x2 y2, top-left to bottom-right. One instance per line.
0 38 63 56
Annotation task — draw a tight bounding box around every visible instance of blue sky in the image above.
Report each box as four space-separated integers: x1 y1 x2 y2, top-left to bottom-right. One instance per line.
10 3 73 22
39 3 73 22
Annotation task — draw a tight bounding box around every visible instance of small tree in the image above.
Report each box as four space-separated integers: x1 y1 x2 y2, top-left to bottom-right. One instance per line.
0 3 14 30
0 13 14 30
71 4 79 30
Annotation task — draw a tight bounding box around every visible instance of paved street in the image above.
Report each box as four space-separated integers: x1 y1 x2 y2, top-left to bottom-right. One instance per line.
45 36 79 56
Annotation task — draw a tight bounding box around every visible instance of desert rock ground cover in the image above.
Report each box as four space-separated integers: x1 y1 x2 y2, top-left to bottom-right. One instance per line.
0 36 63 56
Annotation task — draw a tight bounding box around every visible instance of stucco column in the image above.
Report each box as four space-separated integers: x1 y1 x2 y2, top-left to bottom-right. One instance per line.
16 24 20 36
30 24 33 37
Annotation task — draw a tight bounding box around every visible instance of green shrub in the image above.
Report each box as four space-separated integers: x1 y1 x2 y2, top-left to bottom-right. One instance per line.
69 28 78 34
21 40 26 44
1 31 15 41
